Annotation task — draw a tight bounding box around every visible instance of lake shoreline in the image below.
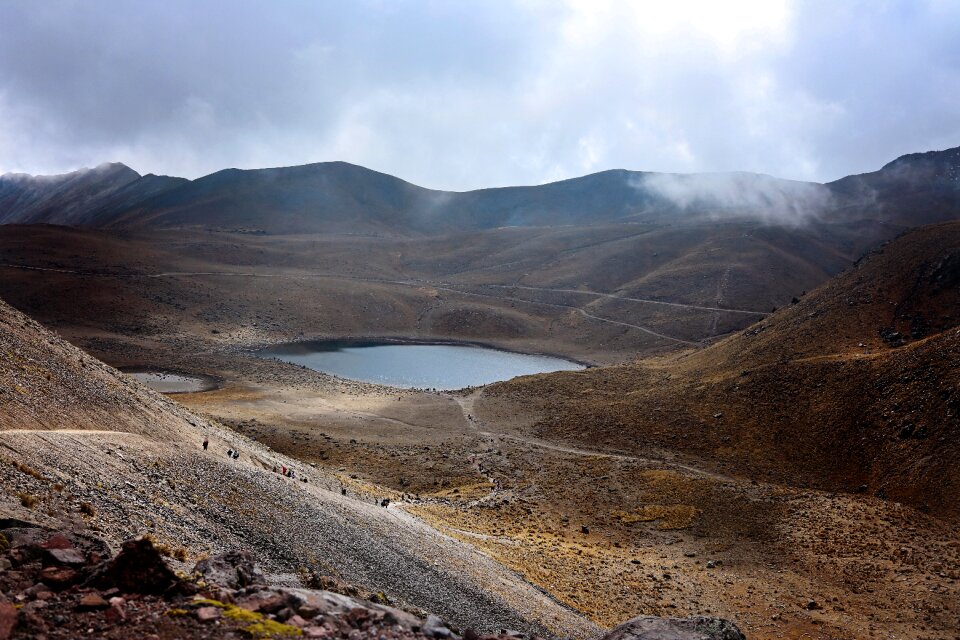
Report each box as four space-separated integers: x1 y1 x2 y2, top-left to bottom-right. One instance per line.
254 339 586 391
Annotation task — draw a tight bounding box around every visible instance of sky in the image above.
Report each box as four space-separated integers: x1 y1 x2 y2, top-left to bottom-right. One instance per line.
0 0 958 190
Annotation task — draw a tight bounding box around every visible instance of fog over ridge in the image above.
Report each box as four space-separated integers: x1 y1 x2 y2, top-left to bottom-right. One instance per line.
634 171 837 225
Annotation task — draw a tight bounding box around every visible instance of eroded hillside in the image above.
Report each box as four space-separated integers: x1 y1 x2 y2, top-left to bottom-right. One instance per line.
486 222 960 517
0 297 599 638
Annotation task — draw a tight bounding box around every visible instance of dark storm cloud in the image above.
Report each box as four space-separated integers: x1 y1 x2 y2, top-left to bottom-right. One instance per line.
0 0 958 189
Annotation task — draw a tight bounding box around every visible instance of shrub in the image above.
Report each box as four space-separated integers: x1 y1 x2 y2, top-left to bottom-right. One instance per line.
19 492 38 508
79 502 96 517
12 461 44 481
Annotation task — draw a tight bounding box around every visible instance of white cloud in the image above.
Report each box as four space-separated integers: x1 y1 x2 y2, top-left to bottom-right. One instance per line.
0 0 957 189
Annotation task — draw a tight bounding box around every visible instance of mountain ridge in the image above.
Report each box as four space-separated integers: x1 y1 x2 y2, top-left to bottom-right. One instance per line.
2 145 957 233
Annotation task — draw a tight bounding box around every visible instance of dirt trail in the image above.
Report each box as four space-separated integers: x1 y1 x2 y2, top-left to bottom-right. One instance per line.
451 389 732 483
0 263 703 345
479 283 768 316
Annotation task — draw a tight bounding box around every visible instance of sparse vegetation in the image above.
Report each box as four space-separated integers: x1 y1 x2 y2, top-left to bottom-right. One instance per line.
12 460 45 481
19 491 38 508
142 533 189 562
192 598 303 638
79 501 96 517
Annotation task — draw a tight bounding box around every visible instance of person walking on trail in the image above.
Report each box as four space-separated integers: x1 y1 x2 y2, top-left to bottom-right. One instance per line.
203 436 209 450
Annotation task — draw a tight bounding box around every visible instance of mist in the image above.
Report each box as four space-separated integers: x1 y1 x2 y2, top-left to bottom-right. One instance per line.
636 172 836 226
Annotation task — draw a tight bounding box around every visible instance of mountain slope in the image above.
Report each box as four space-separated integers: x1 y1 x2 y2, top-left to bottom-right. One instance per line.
485 222 960 518
0 296 599 637
828 146 960 227
0 163 141 226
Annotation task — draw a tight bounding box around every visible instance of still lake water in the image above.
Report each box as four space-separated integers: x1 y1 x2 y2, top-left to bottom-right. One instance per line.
259 341 585 390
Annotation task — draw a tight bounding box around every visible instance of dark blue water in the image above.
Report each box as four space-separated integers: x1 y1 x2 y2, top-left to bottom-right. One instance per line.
259 341 584 390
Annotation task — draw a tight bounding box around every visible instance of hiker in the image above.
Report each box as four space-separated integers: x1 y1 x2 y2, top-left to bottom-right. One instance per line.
227 448 234 458
203 436 209 450
232 450 240 460
341 486 347 496
381 498 390 508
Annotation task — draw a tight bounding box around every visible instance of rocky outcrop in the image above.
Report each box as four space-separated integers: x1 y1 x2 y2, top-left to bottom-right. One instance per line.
86 537 187 595
193 549 265 589
0 524 744 640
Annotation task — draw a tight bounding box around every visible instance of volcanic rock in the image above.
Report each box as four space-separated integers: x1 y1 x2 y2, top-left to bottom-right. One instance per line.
595 615 746 640
193 549 265 589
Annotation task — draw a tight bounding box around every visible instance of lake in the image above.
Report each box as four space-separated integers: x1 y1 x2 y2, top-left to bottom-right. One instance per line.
258 341 585 390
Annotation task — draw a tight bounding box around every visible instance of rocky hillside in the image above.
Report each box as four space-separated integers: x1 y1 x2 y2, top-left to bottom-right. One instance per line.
0 296 204 437
0 297 599 637
0 526 744 640
0 164 138 226
487 222 960 517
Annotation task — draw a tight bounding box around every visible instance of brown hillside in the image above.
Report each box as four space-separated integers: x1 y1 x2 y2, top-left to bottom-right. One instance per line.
0 296 205 437
0 296 597 637
487 222 960 517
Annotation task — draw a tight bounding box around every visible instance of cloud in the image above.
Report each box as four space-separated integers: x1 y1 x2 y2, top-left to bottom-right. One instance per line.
635 172 834 226
0 1 958 190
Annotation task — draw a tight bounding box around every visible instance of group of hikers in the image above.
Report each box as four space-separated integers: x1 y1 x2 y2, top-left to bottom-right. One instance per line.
272 463 296 479
202 436 302 481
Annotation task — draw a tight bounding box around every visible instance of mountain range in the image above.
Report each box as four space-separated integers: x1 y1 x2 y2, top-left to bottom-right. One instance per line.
2 146 959 234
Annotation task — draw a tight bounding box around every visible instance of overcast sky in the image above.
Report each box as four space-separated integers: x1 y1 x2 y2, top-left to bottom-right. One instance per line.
1 0 958 190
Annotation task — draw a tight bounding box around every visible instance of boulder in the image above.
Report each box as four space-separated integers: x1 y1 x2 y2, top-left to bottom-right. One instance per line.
43 547 86 567
87 537 183 595
193 549 265 589
195 606 222 622
422 614 453 638
39 566 80 589
595 616 746 640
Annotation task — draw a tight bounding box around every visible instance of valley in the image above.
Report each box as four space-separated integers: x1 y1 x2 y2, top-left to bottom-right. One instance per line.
1 148 959 640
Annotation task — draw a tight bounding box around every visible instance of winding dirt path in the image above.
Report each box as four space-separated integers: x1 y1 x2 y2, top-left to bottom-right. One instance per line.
450 389 733 483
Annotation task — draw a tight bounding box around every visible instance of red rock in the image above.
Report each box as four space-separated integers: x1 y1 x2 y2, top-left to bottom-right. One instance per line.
41 534 73 550
254 594 287 614
77 593 110 610
195 606 222 622
304 627 329 639
287 615 307 628
39 566 79 588
0 602 17 640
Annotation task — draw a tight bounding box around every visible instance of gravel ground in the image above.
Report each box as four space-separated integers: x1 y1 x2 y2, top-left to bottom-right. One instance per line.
0 429 599 638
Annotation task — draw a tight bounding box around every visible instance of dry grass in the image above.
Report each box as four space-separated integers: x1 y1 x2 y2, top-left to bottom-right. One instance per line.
18 492 38 508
